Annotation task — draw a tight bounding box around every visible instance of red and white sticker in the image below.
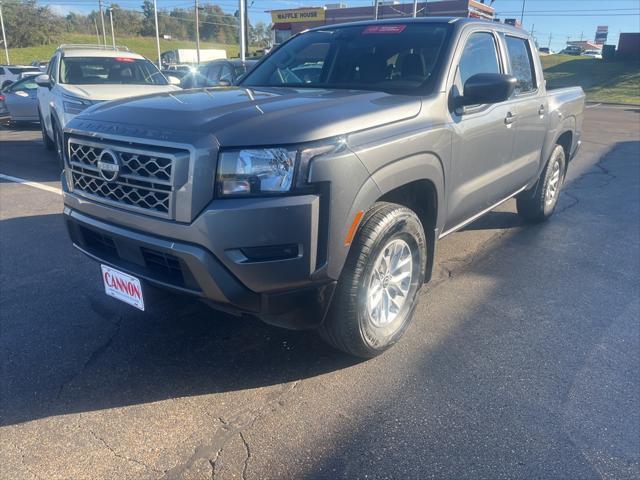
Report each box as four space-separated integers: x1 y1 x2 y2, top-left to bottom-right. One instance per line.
101 265 145 311
362 25 407 34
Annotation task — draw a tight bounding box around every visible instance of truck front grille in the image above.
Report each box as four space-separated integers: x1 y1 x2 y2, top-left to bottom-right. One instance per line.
67 139 187 218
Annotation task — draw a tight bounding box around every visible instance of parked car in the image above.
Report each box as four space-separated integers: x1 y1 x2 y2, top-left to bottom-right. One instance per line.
31 60 49 71
562 45 583 56
0 76 39 122
582 49 603 59
61 19 584 358
36 44 181 166
180 59 258 88
161 68 188 80
0 65 41 88
538 47 553 55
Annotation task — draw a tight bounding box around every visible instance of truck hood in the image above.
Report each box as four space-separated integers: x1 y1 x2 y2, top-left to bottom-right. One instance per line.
72 86 421 146
61 84 180 102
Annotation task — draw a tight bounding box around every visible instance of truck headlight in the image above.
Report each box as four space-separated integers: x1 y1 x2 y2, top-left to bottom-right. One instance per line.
63 95 92 115
216 140 345 197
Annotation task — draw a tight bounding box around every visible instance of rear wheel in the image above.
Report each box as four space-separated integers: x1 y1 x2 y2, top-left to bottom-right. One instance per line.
318 202 426 358
39 110 54 150
517 144 566 223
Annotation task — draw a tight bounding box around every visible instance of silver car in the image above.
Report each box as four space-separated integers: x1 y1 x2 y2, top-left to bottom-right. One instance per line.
1 76 39 122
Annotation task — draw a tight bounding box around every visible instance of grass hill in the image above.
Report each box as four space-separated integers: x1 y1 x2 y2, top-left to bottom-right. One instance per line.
6 33 240 65
541 54 639 105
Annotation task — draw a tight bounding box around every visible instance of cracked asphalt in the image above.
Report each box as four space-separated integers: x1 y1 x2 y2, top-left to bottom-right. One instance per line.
1 105 639 479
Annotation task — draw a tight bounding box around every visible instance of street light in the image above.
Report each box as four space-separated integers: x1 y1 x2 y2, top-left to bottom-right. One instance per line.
0 1 9 64
108 7 115 49
153 0 161 68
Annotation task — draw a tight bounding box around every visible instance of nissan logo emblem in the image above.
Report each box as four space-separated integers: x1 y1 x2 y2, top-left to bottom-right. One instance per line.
97 149 120 182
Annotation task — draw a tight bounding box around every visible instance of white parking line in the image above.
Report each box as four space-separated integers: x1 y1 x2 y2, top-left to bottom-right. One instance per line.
0 173 62 195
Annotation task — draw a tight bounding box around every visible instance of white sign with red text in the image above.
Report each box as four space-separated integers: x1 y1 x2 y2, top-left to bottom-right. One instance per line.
101 265 145 311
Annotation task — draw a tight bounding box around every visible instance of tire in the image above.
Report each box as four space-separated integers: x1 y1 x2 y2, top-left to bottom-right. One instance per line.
52 117 65 169
39 110 54 150
517 144 566 223
318 202 427 358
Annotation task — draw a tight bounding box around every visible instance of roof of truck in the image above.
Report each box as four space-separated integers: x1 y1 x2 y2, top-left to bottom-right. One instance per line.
307 17 527 36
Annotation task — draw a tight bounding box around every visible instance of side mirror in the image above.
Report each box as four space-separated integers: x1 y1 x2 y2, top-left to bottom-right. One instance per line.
167 75 181 86
458 73 517 107
35 74 51 89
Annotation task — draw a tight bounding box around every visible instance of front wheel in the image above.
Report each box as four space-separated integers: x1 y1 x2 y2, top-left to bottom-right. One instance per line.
39 110 54 150
517 144 566 223
52 119 65 169
318 202 426 358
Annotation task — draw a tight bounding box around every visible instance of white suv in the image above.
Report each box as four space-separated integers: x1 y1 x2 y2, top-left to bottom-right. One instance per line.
36 45 180 165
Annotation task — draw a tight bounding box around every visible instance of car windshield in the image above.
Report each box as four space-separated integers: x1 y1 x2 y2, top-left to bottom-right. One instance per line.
240 23 451 93
59 57 168 85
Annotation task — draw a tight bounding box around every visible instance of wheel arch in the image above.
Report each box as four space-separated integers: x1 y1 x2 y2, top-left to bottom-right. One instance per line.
369 153 445 283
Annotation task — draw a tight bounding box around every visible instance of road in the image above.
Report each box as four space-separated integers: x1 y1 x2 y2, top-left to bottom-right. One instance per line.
1 105 639 480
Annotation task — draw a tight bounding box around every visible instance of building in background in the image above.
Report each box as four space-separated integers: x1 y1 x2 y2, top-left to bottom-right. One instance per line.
269 0 496 45
566 40 602 52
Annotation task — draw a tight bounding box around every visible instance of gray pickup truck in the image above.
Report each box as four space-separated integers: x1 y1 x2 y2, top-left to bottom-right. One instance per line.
62 18 584 357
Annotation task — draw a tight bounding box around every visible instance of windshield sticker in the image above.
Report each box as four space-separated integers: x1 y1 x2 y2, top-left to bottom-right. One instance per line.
362 25 407 34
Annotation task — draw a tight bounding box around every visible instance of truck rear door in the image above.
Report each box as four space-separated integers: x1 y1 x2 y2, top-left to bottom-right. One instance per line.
500 34 548 190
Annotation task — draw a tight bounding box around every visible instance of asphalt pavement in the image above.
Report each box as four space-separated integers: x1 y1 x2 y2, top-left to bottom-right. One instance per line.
1 105 639 480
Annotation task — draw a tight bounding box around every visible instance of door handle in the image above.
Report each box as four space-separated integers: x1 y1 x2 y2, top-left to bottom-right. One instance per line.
504 112 517 125
538 105 546 116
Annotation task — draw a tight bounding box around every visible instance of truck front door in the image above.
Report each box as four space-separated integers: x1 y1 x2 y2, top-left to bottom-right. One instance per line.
445 30 517 233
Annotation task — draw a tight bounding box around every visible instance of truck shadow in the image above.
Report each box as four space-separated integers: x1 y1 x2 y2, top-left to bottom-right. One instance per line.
0 212 360 427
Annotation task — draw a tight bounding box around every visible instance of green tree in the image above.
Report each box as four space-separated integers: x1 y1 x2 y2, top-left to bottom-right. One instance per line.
2 0 64 48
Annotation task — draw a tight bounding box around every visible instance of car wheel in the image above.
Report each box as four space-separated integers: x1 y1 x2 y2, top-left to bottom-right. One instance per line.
318 202 426 358
517 144 566 223
52 118 65 169
39 110 54 150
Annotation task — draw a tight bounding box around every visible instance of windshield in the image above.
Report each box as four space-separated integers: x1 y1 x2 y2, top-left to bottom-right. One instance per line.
240 23 451 93
59 57 168 86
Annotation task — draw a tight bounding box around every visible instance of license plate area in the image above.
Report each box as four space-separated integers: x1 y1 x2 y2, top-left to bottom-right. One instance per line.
101 265 145 311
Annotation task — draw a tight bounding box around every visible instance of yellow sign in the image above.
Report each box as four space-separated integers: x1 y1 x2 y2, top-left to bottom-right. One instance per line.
271 8 325 24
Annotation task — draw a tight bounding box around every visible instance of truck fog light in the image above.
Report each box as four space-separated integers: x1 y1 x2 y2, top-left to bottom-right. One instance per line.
222 179 251 195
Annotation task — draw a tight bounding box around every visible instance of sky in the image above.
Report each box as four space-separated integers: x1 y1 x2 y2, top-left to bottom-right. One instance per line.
40 0 640 52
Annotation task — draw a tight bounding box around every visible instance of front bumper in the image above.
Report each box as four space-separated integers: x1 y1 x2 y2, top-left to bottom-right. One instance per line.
63 189 336 330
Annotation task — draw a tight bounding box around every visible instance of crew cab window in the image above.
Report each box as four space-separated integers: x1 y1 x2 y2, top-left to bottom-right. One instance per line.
241 23 451 94
458 32 501 86
505 36 536 94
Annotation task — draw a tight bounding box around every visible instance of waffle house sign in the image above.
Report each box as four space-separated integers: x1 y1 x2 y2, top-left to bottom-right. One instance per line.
271 8 326 23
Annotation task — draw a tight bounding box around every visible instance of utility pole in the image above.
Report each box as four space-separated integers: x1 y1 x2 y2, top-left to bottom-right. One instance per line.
547 32 552 49
153 0 161 68
108 7 115 49
0 1 9 64
579 31 584 42
374 0 379 20
98 0 107 46
239 0 246 61
520 0 526 25
194 0 201 64
530 24 535 38
412 0 418 18
93 17 100 45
